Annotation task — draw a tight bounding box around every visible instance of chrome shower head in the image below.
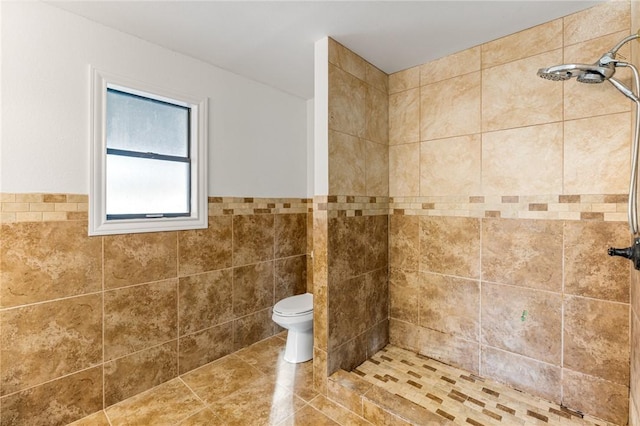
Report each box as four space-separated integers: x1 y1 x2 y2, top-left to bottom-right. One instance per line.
536 62 614 83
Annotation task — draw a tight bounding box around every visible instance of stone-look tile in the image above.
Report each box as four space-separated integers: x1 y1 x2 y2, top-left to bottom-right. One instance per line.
329 130 366 196
365 140 389 196
389 143 420 196
482 50 562 132
564 221 630 302
365 215 388 272
420 134 481 196
0 221 101 307
417 326 480 374
233 261 274 317
363 385 449 426
563 1 630 46
481 346 561 403
179 269 233 335
178 215 232 276
0 367 102 426
365 62 388 94
236 337 317 402
309 394 373 426
632 309 640 420
178 408 222 425
389 88 419 145
367 319 389 357
564 112 631 194
420 71 481 141
389 319 422 353
632 397 640 426
420 46 481 85
365 268 389 326
233 308 274 350
275 255 307 302
106 378 204 426
328 216 366 283
564 295 629 385
481 283 562 364
389 269 420 323
314 282 329 352
68 410 110 426
482 19 562 69
389 215 419 270
563 368 629 426
328 37 366 80
104 341 178 407
419 216 481 279
0 294 102 395
209 373 306 425
104 231 177 290
275 213 307 259
365 85 388 145
313 347 329 396
313 210 329 291
232 214 274 267
483 218 563 291
481 123 563 196
306 252 314 294
328 332 368 374
279 404 341 426
419 273 479 341
104 279 177 360
563 31 632 121
329 64 366 137
327 367 372 415
178 322 234 374
389 66 420 94
181 355 263 404
328 276 367 349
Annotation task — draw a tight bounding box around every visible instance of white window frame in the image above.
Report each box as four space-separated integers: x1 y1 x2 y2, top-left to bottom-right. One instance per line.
89 67 208 236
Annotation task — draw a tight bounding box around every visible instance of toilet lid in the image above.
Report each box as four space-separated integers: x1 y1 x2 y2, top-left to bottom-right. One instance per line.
273 293 313 316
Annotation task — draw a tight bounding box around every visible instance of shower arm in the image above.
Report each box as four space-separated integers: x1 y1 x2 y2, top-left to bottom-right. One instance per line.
600 32 640 66
615 62 640 236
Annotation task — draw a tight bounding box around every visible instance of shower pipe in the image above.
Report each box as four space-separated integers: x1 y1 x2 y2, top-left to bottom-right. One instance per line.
538 30 640 268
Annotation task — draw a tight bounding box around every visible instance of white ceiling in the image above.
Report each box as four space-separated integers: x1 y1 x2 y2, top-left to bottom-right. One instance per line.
48 1 602 99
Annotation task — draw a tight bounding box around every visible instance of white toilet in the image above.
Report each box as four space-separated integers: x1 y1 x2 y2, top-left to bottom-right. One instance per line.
272 292 314 363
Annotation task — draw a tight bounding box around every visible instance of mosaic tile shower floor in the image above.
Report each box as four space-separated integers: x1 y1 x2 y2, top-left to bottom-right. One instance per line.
353 345 618 426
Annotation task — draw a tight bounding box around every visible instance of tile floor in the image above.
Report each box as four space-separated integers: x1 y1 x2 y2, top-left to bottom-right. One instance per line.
68 337 621 426
354 345 619 426
69 334 371 425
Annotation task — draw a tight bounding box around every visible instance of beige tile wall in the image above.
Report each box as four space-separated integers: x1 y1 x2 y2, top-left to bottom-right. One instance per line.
0 194 309 425
388 2 633 424
313 39 390 393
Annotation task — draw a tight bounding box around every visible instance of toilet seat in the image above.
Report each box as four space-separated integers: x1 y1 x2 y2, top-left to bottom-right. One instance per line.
273 293 313 317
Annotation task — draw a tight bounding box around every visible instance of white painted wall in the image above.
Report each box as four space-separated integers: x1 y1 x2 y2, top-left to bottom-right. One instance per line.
306 98 315 196
1 1 308 197
313 38 329 196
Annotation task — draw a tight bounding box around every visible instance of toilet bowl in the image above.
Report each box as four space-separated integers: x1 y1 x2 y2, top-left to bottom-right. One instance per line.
272 292 313 363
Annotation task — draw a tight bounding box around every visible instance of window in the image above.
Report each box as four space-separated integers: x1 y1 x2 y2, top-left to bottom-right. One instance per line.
90 68 208 235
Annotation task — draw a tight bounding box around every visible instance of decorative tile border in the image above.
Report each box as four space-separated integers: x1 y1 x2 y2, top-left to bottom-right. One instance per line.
207 197 309 216
313 195 390 217
390 194 628 222
0 193 89 223
0 193 311 223
3 193 629 223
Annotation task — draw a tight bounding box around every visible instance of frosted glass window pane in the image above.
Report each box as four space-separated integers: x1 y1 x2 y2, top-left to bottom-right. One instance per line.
106 155 189 215
106 89 188 157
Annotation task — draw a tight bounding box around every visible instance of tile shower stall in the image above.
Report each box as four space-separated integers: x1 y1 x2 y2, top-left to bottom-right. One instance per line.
1 1 639 425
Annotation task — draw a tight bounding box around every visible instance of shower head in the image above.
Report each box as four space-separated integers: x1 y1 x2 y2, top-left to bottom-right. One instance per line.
536 62 614 84
538 30 640 86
